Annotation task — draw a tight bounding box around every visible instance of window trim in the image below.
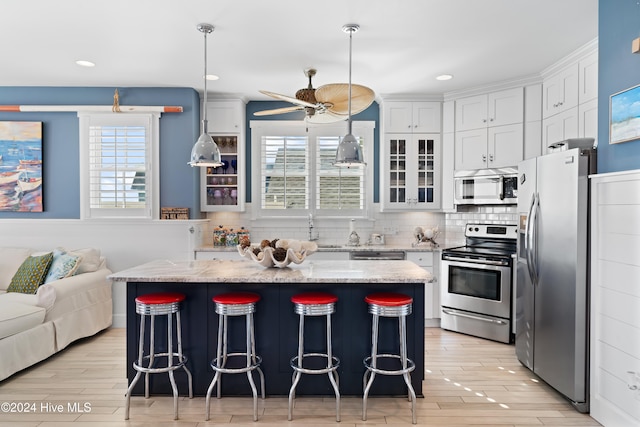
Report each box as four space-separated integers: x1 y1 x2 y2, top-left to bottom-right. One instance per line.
78 112 160 220
250 120 375 219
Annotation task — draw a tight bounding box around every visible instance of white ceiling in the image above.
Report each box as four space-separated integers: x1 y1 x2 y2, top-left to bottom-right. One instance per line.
0 0 598 102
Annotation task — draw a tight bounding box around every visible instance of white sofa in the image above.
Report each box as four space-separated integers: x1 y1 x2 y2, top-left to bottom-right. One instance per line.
0 247 112 381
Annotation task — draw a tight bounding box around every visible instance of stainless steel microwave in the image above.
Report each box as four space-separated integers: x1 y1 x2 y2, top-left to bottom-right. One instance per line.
453 168 518 205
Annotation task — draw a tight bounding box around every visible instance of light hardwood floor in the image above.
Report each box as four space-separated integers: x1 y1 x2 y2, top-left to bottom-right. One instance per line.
0 327 601 426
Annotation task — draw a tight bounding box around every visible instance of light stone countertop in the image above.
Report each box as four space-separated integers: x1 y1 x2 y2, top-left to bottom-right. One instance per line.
108 259 433 284
195 242 461 253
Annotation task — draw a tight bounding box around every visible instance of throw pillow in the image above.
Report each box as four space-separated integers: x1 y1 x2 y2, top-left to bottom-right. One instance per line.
69 248 102 274
43 248 82 284
6 252 54 294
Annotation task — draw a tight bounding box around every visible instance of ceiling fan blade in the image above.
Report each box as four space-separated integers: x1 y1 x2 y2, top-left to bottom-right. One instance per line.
305 110 347 124
315 84 375 115
259 90 317 109
253 106 304 116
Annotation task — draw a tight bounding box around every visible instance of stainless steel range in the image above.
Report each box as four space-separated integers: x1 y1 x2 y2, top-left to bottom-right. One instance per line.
441 223 517 343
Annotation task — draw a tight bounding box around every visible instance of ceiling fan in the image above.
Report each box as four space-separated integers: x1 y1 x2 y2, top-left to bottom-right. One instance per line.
254 68 374 124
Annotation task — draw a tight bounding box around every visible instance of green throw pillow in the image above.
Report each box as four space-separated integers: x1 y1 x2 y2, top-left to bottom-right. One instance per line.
6 252 54 294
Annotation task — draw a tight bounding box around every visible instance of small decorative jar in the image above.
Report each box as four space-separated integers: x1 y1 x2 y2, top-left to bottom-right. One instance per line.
237 226 250 244
213 225 227 247
226 229 238 247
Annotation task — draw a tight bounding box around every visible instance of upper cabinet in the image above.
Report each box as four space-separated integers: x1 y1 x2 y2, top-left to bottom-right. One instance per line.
541 45 598 150
206 100 244 133
455 123 524 170
381 101 442 211
454 87 524 170
384 101 441 133
542 63 579 119
381 133 441 211
200 100 246 212
455 87 524 131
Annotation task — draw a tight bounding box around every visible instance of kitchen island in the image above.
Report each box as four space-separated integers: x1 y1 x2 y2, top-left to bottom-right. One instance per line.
109 259 431 397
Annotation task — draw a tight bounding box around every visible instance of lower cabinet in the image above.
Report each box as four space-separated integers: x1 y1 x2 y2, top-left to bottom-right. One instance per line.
406 252 440 324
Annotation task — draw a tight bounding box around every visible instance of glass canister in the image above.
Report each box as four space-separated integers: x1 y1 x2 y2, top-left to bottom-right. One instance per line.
225 229 238 247
213 225 227 247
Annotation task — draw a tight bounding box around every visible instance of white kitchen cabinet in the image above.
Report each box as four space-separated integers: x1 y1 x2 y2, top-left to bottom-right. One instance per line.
541 107 578 150
578 98 598 145
542 63 579 119
579 51 598 104
455 87 524 132
200 100 246 212
406 252 440 325
206 100 244 133
381 133 441 210
384 101 441 133
454 123 523 170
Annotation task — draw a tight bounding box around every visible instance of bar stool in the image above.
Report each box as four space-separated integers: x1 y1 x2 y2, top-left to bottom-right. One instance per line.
124 292 193 420
205 292 265 422
362 292 416 424
288 292 340 422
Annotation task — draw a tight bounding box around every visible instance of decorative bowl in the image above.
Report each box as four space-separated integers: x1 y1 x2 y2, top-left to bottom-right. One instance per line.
237 241 318 268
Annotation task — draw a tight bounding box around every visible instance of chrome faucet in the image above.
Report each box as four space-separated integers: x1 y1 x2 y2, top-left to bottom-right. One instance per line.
308 214 319 241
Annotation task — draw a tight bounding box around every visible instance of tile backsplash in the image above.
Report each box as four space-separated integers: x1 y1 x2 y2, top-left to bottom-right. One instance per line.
200 204 517 249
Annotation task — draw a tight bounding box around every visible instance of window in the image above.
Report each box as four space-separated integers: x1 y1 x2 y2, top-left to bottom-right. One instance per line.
251 120 374 218
78 113 159 219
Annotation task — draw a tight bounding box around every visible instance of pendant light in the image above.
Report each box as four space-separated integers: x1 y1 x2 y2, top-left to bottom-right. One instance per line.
334 23 365 167
189 23 223 167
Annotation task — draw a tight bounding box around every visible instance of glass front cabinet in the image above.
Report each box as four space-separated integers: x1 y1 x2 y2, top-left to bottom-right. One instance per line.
381 133 441 210
200 100 245 212
200 134 245 211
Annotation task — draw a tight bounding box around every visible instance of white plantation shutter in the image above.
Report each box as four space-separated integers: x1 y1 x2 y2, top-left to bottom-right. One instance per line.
251 120 373 218
316 136 364 210
261 135 309 209
79 113 159 219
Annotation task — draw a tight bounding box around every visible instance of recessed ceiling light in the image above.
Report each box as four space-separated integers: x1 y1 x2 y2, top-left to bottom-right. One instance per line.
75 60 95 67
206 74 219 81
436 74 453 81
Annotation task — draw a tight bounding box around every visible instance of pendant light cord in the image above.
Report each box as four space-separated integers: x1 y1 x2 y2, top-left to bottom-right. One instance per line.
202 28 209 135
347 26 353 135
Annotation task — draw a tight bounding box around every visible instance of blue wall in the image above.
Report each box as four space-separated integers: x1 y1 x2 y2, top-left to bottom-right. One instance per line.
0 87 202 218
598 0 640 173
245 100 380 203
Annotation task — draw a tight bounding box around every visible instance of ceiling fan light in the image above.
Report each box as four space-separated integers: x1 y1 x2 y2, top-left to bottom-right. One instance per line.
334 133 365 167
189 131 222 167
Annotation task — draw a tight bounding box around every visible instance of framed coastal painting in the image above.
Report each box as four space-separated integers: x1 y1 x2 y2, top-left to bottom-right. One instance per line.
0 121 43 212
610 83 640 144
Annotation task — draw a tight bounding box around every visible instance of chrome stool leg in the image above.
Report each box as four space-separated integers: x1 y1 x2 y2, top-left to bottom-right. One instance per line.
362 292 416 424
205 292 264 422
124 293 192 421
288 292 340 422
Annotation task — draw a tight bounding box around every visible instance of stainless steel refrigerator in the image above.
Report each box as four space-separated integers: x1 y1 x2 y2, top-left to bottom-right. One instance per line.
515 141 596 413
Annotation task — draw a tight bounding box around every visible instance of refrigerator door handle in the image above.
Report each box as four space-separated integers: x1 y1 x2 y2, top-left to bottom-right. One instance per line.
529 192 540 285
525 192 536 284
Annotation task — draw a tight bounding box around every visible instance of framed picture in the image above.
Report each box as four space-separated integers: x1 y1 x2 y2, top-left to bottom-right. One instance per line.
0 121 43 212
610 83 640 144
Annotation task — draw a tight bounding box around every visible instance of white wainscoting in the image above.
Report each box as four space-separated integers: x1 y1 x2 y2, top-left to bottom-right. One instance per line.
590 170 640 427
0 219 208 328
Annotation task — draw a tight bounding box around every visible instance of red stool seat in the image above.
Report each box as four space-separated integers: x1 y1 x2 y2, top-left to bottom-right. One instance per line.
365 292 412 306
291 292 338 305
213 292 260 305
136 292 186 305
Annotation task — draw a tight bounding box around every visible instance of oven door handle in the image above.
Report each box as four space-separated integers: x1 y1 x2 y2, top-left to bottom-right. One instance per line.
442 256 510 267
442 308 509 325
